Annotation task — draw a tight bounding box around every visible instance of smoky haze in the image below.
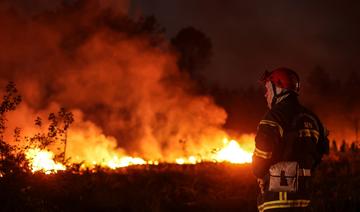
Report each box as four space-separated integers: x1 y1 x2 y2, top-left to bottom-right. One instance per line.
0 0 232 162
0 0 359 162
215 67 360 145
131 0 360 144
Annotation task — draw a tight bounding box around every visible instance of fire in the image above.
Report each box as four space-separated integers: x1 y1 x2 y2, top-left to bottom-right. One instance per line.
214 138 253 163
175 156 200 165
174 136 255 164
107 156 147 169
25 148 66 174
24 135 255 174
0 0 259 176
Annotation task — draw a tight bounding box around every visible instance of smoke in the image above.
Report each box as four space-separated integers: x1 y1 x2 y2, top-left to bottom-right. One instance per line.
213 66 360 145
0 0 228 162
301 67 360 144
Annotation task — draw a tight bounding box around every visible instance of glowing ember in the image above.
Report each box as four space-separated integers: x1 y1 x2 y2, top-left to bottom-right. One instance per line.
148 160 160 165
25 148 66 174
175 156 199 164
214 138 253 163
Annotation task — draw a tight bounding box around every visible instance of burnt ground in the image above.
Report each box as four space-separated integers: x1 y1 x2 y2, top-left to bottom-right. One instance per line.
0 154 359 212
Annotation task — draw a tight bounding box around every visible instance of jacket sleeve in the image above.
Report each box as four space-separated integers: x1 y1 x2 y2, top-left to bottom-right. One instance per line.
252 112 283 178
314 122 329 168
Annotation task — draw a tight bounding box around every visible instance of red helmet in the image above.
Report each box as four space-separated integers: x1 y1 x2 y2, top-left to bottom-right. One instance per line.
260 67 300 93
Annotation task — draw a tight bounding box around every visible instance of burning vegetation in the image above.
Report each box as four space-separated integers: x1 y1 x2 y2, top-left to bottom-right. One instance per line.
1 80 254 174
0 0 255 175
0 1 359 211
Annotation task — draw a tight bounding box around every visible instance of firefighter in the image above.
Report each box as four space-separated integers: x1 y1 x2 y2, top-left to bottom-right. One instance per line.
252 67 329 211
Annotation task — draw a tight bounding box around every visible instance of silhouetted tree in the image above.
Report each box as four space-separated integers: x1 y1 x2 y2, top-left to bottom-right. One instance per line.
0 82 24 175
28 107 74 161
137 15 164 33
350 142 358 153
325 138 330 155
171 26 212 80
340 140 347 153
331 140 338 152
0 82 22 140
20 107 75 171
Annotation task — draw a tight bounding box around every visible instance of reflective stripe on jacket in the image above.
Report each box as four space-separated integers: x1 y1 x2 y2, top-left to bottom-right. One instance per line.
252 93 328 211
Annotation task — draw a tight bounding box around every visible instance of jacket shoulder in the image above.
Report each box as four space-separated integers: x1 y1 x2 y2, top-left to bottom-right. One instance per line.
262 107 285 126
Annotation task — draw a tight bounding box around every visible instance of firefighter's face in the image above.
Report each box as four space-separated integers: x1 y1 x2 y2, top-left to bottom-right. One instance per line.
265 81 274 109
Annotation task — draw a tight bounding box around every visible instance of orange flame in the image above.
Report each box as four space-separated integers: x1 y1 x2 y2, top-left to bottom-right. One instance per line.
214 138 253 163
106 156 147 169
25 148 66 174
24 134 255 174
175 135 255 164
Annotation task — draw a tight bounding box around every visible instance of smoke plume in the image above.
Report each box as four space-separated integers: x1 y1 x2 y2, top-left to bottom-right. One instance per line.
0 0 229 162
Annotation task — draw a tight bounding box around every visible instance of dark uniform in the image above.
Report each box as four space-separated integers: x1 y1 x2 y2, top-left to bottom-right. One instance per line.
252 92 328 212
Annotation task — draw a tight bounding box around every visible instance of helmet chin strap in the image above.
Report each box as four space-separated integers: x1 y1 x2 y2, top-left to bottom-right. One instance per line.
270 82 278 107
270 82 290 107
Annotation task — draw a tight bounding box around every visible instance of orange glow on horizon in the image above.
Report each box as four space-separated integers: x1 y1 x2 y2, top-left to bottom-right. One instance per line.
24 135 255 174
214 138 253 163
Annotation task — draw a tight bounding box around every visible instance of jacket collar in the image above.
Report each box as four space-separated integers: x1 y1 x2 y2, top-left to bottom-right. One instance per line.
275 91 299 105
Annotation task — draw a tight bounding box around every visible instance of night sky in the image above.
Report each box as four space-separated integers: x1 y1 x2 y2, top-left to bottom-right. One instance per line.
131 0 360 89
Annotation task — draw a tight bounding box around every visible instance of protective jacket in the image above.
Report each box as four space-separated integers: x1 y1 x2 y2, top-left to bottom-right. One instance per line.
252 92 328 212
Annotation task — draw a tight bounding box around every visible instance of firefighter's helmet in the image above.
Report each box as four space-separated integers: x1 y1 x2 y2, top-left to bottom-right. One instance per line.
260 67 300 93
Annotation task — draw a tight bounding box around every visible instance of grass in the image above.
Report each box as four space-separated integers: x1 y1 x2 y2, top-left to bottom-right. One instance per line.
0 155 359 212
